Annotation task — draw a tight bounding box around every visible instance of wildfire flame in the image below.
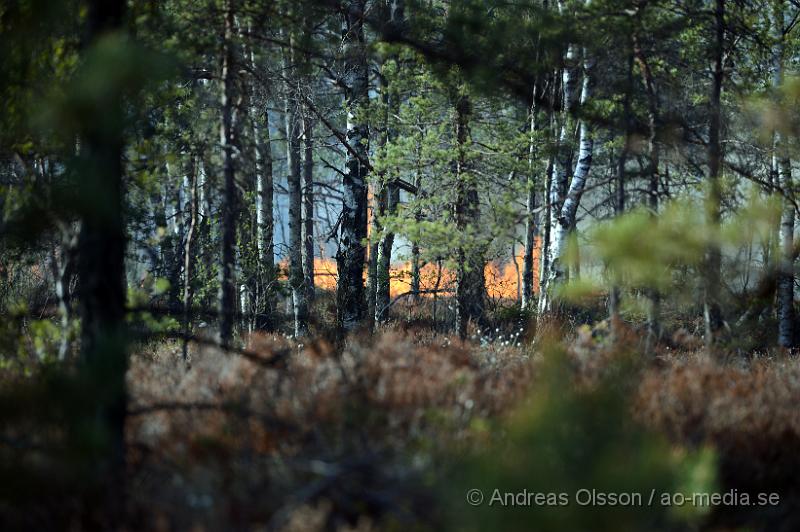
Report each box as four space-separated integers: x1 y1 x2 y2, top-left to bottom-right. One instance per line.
279 237 540 300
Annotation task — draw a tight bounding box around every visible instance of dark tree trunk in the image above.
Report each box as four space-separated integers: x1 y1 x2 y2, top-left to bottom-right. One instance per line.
410 143 423 301
609 52 633 330
634 28 662 352
77 0 127 517
704 0 725 349
337 0 370 332
453 92 486 339
283 32 309 337
375 183 398 324
218 0 239 345
247 49 275 331
374 39 400 325
182 156 198 361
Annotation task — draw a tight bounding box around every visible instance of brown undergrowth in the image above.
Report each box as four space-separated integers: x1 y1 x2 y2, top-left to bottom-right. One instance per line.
636 353 800 530
125 329 534 530
6 319 800 531
558 319 800 530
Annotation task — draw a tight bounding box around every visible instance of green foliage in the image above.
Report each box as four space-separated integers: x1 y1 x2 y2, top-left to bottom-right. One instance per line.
27 319 65 361
442 345 717 531
750 75 800 148
127 285 180 333
43 33 175 142
556 194 781 311
0 0 81 150
592 201 709 291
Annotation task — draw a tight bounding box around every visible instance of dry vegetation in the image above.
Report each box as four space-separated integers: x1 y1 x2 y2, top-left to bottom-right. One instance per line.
95 320 800 531
561 319 800 530
123 329 533 530
4 304 800 530
637 354 800 530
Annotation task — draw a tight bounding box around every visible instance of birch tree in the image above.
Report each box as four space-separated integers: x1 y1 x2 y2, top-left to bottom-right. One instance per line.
538 41 595 315
302 113 315 304
521 98 540 313
337 0 370 332
250 54 276 331
521 74 551 312
772 0 796 348
283 32 309 337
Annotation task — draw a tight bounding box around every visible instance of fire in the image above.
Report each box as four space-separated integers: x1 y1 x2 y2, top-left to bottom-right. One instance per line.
311 257 338 292
278 237 541 301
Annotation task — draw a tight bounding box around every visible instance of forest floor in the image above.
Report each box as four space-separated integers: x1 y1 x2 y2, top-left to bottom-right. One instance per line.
3 296 800 530
117 315 800 531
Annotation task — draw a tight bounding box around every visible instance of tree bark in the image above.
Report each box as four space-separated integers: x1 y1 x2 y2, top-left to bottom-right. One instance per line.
77 0 127 516
609 53 632 328
218 0 239 346
539 46 595 315
366 191 382 325
521 81 545 312
539 134 554 296
453 92 486 339
244 33 276 331
366 194 380 325
337 0 370 332
366 65 388 328
410 140 423 301
251 79 275 331
538 51 574 316
161 163 182 313
374 29 402 325
771 0 796 348
182 156 198 361
54 221 78 360
283 35 309 337
375 183 398 324
302 114 315 304
633 30 663 352
704 0 725 349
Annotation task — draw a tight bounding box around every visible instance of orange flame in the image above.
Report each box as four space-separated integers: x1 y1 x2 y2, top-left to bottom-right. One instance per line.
278 236 541 300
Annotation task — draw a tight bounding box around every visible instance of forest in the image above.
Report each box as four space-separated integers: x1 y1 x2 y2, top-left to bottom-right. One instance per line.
3 0 800 530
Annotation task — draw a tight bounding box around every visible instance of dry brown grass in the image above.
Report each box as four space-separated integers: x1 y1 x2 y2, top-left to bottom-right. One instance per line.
636 353 800 529
11 316 800 531
124 329 535 530
539 317 800 529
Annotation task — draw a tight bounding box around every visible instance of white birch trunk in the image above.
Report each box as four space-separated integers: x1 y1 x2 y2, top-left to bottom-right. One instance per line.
302 115 315 303
283 36 309 337
198 159 208 220
337 0 370 331
538 49 594 315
